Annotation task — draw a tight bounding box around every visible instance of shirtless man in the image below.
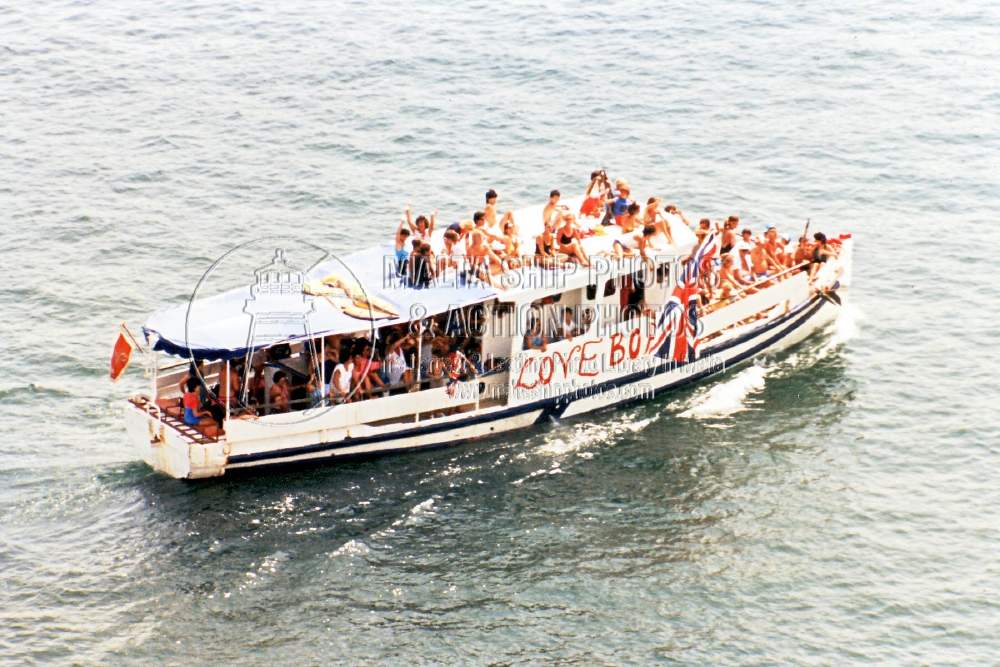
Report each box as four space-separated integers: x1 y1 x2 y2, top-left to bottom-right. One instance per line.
762 226 790 270
793 235 814 268
543 190 563 227
749 240 775 284
466 230 506 287
619 202 642 233
484 189 515 229
718 254 756 299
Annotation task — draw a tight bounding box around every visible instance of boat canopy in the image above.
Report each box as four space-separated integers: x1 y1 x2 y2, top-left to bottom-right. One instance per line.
143 195 698 360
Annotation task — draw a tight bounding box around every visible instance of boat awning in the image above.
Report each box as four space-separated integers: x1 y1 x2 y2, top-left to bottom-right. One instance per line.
144 245 498 360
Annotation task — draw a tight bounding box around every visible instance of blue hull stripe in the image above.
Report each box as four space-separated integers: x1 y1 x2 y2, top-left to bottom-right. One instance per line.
226 296 826 466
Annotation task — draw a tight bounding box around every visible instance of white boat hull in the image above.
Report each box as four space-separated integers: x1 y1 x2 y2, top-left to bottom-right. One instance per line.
125 289 843 479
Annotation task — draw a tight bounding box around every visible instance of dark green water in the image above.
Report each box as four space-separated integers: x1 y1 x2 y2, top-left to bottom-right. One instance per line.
2 0 998 664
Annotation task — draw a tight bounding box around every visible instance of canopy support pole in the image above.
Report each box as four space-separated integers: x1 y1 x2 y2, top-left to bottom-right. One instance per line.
320 336 325 406
414 328 422 423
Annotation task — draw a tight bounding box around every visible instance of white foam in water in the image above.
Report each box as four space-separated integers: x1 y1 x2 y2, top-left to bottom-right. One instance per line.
680 364 770 419
537 412 660 457
830 302 861 347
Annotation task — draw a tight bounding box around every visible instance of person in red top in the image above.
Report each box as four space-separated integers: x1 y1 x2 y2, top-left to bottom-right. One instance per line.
182 378 211 426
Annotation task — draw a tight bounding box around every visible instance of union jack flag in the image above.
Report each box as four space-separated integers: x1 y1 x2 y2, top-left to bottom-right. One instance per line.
656 233 716 363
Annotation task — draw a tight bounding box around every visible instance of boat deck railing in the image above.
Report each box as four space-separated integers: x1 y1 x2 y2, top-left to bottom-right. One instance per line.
129 395 222 445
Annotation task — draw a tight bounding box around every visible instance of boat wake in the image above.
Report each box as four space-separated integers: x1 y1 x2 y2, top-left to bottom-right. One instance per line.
679 302 862 420
679 364 771 420
536 410 660 458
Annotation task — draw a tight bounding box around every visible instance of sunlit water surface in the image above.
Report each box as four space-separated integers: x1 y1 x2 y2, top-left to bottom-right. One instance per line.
2 0 999 664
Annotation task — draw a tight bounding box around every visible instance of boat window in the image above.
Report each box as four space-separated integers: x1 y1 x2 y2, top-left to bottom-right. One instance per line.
586 284 597 301
603 279 616 297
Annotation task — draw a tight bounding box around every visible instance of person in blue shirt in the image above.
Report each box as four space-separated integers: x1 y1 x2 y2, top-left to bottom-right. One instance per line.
610 181 633 225
394 219 412 279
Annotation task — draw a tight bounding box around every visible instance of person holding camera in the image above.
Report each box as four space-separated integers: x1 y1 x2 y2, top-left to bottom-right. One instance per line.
580 170 611 218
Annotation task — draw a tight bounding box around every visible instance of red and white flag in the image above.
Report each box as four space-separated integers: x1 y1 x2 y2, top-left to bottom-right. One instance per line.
110 323 136 382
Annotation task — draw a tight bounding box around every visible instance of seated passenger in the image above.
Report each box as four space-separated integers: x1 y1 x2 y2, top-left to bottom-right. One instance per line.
409 241 435 289
561 307 576 341
499 219 522 268
640 198 675 246
439 229 464 272
466 230 506 286
619 202 642 233
543 190 563 227
177 359 204 397
731 228 754 275
808 232 837 280
609 181 633 226
306 369 328 407
445 341 478 382
535 221 567 268
749 240 775 283
613 225 657 262
269 371 291 413
556 213 590 267
182 378 213 426
580 170 611 218
330 350 354 403
471 210 504 244
484 189 515 228
718 255 756 299
248 359 266 406
763 226 789 270
523 318 547 351
383 333 413 389
394 222 412 277
793 235 814 267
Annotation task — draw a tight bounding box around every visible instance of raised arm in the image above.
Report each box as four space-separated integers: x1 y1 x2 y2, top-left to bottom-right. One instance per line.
403 205 416 232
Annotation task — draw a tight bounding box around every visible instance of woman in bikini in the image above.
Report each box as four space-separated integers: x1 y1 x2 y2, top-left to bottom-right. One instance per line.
499 220 522 269
556 213 590 266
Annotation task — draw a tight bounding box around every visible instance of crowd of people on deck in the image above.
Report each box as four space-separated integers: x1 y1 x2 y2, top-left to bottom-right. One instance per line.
392 170 841 299
172 172 841 429
174 309 496 427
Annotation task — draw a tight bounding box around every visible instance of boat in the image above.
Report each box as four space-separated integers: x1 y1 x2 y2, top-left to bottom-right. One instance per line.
116 192 853 479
